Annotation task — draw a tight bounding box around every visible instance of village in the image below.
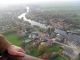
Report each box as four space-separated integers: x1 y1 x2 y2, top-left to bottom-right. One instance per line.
0 4 80 60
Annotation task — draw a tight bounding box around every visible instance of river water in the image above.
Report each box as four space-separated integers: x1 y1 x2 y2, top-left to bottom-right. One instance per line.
18 12 48 29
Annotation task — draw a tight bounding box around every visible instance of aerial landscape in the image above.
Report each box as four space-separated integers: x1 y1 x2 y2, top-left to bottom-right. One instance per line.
0 0 80 60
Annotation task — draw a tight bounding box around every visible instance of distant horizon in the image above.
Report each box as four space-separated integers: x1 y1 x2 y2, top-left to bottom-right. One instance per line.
0 0 80 9
0 0 80 6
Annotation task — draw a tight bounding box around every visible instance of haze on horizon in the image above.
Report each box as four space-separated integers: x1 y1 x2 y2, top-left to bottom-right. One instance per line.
0 0 80 6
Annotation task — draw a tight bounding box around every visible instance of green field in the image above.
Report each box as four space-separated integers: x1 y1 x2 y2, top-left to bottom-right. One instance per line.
27 43 62 56
3 32 69 60
3 32 20 46
26 43 69 60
